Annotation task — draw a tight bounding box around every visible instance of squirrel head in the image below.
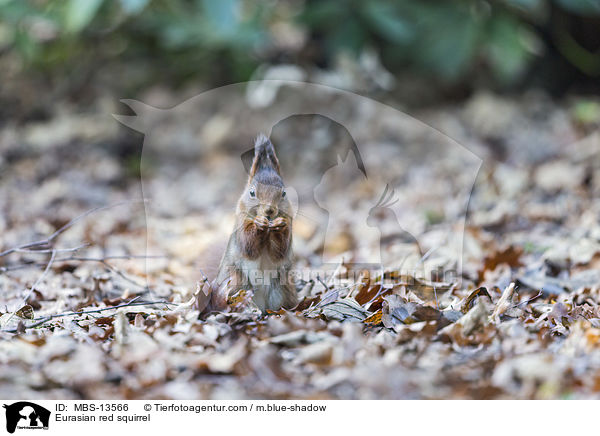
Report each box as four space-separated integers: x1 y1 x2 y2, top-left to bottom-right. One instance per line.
238 134 292 220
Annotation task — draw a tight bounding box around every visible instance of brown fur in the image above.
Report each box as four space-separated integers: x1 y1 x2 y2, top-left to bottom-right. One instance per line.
267 216 291 261
237 216 269 259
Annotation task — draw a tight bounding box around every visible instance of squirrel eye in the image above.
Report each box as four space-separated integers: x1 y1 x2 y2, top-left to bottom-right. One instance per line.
249 188 256 198
282 190 286 198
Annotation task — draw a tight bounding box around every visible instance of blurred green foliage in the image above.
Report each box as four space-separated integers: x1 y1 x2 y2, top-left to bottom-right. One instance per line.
0 0 599 91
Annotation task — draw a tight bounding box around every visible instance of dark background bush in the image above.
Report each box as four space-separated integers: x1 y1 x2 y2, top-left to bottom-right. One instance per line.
1 0 599 106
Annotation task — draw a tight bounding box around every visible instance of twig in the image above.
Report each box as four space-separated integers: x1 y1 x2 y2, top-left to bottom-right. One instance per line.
420 246 439 263
48 299 175 318
0 254 166 273
68 254 166 261
197 268 209 283
9 316 54 332
326 259 344 286
512 290 543 309
14 243 89 254
1 298 176 333
33 296 176 320
68 255 165 290
316 275 329 291
42 295 144 319
0 200 144 258
4 250 57 326
100 261 149 290
365 285 390 308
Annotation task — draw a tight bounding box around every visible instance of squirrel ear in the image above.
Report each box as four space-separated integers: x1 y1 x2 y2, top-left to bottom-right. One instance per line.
250 133 281 177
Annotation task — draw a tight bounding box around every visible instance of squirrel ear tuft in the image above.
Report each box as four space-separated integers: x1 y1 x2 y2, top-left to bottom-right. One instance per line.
250 133 281 177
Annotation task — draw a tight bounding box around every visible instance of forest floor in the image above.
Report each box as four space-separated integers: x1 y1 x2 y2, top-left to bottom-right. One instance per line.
1 84 600 399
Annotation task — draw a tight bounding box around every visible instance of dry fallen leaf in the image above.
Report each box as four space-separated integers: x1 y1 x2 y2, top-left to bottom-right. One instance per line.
363 310 383 326
479 246 524 281
382 294 442 328
490 282 516 323
461 287 492 313
15 305 35 320
312 298 370 322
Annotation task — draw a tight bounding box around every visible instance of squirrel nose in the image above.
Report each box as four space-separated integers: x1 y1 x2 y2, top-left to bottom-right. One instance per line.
264 206 275 218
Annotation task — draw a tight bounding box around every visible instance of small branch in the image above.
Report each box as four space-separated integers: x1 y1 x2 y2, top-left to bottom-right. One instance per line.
68 254 166 261
0 200 144 258
4 250 57 326
512 290 543 309
0 254 166 273
1 298 176 333
9 316 54 332
326 259 344 287
365 286 390 307
420 246 439 263
47 299 176 318
97 260 149 290
42 295 144 319
197 268 209 284
66 254 167 290
316 275 329 291
14 243 89 254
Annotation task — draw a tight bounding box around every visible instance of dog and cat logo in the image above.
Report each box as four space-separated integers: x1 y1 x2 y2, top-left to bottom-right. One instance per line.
116 82 482 285
2 402 50 433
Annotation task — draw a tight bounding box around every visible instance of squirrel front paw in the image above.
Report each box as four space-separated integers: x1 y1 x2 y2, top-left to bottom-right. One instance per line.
269 217 287 230
253 215 270 230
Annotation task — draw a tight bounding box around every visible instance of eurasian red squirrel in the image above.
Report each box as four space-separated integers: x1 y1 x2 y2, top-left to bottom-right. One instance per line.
209 134 298 313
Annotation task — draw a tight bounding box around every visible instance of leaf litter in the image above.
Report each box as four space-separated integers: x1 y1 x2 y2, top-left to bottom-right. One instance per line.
1 90 600 399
